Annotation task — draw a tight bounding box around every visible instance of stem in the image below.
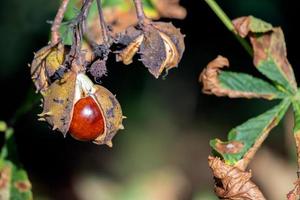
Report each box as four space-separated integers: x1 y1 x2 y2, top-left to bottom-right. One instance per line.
204 0 253 56
96 0 109 44
133 0 147 22
51 0 70 45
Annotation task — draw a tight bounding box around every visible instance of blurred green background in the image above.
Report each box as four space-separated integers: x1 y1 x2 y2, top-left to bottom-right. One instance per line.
0 0 299 199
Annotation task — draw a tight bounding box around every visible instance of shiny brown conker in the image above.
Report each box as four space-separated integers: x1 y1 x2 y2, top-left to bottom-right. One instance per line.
69 96 105 141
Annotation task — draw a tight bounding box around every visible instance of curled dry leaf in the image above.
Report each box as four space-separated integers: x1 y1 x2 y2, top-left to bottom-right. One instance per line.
233 16 297 94
38 70 124 146
199 55 282 99
116 22 185 78
30 43 66 93
208 156 266 200
200 55 230 96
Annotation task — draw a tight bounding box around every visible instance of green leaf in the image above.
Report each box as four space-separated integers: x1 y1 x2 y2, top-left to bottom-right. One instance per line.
0 161 32 200
219 71 285 99
0 129 33 200
59 24 73 45
210 98 291 164
256 57 297 95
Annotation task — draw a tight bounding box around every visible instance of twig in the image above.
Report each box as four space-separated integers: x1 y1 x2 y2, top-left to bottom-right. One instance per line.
133 0 147 22
96 0 110 44
64 0 93 69
51 0 70 45
204 0 253 56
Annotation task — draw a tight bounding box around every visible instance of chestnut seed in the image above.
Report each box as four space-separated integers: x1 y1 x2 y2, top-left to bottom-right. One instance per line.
69 96 105 141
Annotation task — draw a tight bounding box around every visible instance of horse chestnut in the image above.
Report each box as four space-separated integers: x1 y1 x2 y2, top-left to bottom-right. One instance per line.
69 96 105 141
39 72 124 146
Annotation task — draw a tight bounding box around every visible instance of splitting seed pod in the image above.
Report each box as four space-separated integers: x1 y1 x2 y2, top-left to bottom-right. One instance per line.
30 43 66 93
38 71 124 146
116 21 185 78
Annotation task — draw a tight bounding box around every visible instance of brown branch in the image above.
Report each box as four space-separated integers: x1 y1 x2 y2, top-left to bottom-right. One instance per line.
96 0 110 44
64 0 93 71
133 0 147 22
51 0 70 45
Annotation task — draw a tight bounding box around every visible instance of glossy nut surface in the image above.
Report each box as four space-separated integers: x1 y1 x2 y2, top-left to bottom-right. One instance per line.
69 96 104 141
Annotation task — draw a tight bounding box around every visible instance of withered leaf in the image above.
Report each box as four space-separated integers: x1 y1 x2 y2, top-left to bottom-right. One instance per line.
208 156 266 200
233 16 297 94
200 55 284 99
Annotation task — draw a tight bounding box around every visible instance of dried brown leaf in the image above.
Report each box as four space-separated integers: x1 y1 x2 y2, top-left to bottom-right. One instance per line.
215 139 244 154
208 156 266 200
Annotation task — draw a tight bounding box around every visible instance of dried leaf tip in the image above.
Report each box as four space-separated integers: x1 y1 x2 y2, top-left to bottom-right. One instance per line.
199 55 229 95
208 156 266 200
